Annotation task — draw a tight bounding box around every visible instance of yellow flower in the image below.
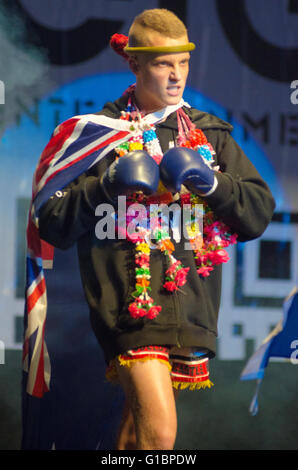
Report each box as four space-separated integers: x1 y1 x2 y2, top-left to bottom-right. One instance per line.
136 243 150 254
129 142 143 151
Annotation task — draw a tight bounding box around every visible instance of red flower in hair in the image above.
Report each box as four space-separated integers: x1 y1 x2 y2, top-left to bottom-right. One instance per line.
110 33 129 60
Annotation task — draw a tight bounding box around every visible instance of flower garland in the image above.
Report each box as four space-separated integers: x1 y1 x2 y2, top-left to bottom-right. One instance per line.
177 126 238 278
113 91 238 320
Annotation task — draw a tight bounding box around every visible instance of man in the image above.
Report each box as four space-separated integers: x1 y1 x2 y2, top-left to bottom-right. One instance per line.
34 9 275 450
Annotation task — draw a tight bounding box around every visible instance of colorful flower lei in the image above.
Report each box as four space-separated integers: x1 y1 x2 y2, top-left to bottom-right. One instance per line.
113 90 238 319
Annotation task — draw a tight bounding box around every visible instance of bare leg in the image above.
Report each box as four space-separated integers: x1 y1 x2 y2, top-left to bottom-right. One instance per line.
115 359 178 450
116 398 137 450
116 387 180 450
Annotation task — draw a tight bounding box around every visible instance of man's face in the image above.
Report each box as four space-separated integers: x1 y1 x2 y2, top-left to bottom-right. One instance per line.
132 33 190 113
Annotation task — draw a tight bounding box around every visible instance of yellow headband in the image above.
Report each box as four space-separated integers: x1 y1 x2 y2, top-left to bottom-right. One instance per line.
124 42 196 54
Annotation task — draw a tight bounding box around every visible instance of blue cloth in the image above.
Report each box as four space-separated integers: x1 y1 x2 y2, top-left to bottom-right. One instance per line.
240 287 298 415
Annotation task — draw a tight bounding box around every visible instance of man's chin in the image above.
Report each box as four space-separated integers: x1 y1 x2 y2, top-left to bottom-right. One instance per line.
163 94 183 107
147 94 183 112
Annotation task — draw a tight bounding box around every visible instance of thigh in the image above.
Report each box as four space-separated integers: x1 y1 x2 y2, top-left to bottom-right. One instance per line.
115 356 177 429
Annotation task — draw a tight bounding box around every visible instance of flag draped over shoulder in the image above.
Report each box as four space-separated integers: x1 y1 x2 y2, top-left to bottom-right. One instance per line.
240 286 298 415
23 99 188 399
23 113 133 398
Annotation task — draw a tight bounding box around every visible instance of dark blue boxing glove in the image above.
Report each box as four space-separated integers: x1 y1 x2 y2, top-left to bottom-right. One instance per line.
159 147 218 196
101 150 160 202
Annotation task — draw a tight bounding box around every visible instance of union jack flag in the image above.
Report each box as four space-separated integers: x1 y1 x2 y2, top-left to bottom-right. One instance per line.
23 99 187 398
23 113 132 397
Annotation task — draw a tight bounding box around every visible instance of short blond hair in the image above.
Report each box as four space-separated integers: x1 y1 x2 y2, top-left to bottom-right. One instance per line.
128 9 188 47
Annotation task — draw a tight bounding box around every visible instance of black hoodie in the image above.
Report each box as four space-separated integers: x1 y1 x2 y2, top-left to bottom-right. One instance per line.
38 96 276 364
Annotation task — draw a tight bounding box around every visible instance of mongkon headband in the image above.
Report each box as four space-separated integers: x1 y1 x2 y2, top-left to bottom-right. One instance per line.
110 33 196 60
124 43 196 53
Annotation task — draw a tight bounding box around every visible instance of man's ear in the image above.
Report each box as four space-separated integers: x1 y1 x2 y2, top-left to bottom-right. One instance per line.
128 56 139 75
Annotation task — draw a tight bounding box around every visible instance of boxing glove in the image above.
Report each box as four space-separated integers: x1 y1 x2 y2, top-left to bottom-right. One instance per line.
101 150 160 202
159 147 218 196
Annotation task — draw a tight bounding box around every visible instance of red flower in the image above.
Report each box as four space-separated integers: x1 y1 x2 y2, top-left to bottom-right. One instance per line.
180 193 191 205
163 281 179 292
135 254 150 266
174 267 190 286
165 260 181 276
228 234 238 244
127 232 145 243
181 141 192 148
128 302 146 318
189 129 208 147
147 305 162 319
208 249 230 265
195 253 208 265
197 266 213 277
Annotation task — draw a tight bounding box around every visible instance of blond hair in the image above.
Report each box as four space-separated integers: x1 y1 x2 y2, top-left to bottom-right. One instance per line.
128 9 188 47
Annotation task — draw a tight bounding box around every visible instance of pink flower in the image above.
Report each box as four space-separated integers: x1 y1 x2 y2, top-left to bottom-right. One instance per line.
174 267 190 286
126 232 145 243
229 234 238 244
165 260 181 276
197 266 213 277
203 225 214 236
196 253 208 265
135 254 150 266
206 142 215 154
163 281 179 292
204 221 219 233
152 154 163 164
208 249 230 265
146 305 162 319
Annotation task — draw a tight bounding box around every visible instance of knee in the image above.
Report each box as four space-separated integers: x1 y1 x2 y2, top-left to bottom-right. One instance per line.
137 418 177 450
152 425 177 450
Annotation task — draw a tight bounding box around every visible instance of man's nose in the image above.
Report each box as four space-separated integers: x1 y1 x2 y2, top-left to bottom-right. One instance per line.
169 65 182 81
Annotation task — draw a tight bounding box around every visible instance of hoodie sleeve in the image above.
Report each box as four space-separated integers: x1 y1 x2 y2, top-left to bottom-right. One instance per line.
203 130 276 242
38 152 114 250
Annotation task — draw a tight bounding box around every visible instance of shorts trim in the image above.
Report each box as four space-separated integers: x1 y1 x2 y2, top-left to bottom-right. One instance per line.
172 379 214 390
118 354 172 373
105 345 214 391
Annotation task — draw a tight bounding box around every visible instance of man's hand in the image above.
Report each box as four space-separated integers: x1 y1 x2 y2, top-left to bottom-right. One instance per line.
159 147 217 196
101 150 160 202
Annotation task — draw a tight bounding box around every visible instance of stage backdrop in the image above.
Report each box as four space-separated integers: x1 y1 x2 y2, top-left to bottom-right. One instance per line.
0 0 297 450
